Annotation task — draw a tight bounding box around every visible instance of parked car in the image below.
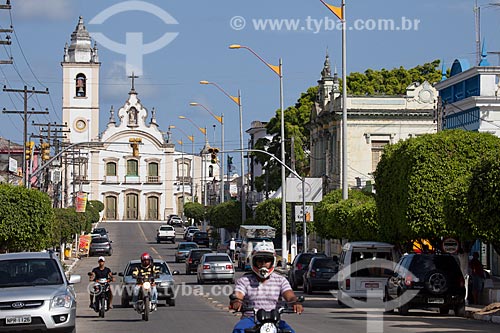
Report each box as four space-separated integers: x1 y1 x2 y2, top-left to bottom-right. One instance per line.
303 257 339 294
0 251 81 332
175 242 199 262
287 252 327 290
184 228 200 241
197 253 235 284
119 259 179 307
337 241 397 307
386 253 466 316
185 248 213 274
89 236 113 256
156 224 176 244
192 231 209 247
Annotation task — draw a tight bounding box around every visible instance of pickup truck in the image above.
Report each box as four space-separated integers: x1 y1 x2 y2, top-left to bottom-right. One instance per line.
157 225 176 244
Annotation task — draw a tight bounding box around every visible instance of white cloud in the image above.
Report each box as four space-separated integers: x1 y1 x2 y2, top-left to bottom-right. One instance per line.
12 0 74 20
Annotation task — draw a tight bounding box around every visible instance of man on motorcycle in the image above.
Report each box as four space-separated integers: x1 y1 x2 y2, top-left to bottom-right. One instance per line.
229 241 303 333
132 252 160 311
89 256 114 309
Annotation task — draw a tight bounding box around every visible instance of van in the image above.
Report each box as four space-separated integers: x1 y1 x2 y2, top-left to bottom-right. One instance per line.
337 241 398 307
238 225 276 270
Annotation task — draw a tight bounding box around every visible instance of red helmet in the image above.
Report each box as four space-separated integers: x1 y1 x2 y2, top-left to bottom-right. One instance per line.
140 252 153 267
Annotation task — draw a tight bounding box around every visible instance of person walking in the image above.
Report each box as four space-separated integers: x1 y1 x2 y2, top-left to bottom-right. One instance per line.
229 238 236 261
469 252 485 305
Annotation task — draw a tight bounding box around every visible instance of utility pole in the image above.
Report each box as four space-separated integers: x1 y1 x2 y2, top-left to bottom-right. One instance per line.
2 85 49 187
0 1 12 65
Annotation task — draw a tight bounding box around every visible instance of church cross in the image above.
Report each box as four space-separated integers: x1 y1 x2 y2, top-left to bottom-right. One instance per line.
128 72 139 91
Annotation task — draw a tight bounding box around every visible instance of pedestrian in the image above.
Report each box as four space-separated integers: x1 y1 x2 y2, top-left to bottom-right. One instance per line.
229 237 236 261
469 252 485 305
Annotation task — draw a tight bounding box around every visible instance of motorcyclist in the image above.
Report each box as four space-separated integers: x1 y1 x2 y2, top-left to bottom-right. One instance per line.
229 241 303 333
131 252 160 311
89 256 114 309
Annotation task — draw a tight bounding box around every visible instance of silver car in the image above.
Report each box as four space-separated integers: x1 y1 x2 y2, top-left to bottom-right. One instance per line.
175 242 199 262
119 259 179 307
0 251 81 333
197 253 235 284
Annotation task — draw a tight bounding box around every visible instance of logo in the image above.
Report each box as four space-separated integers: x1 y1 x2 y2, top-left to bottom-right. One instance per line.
11 302 25 309
88 1 179 75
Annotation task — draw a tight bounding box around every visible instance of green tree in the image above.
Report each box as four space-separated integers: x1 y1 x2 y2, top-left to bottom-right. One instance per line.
374 130 500 247
207 201 243 233
52 207 79 246
0 184 54 252
315 189 378 241
184 202 205 225
467 151 500 253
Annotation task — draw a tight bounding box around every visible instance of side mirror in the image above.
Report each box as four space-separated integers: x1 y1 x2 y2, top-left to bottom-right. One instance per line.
172 270 180 275
118 272 124 277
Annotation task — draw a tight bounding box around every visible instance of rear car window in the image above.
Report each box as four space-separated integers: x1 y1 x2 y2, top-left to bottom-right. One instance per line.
350 250 394 278
409 255 461 278
160 226 174 231
180 243 198 250
194 232 208 237
190 250 212 259
312 258 338 269
92 238 109 244
204 255 230 262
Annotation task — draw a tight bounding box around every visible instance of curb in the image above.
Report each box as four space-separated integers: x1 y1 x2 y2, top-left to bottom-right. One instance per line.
465 310 500 324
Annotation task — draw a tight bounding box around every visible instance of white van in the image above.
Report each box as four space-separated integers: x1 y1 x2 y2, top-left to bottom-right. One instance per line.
337 241 398 307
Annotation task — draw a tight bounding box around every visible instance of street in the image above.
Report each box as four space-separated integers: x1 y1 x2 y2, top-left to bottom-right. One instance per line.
72 222 499 332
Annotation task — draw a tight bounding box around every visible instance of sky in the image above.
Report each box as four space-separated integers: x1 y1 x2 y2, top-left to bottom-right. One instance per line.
0 0 499 173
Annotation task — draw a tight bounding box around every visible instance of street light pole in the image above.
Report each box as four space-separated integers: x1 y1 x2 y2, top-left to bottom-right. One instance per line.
199 81 246 223
229 44 287 267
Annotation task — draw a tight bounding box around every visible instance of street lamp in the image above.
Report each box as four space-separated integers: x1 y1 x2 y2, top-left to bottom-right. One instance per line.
190 102 224 206
229 44 287 267
179 115 208 209
321 0 348 201
199 80 246 223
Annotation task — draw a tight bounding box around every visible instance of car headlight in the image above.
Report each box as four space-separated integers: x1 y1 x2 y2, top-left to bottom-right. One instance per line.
51 293 72 309
159 281 173 287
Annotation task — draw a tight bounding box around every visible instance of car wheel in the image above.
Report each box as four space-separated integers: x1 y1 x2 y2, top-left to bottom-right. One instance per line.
454 302 465 317
121 296 129 308
186 270 191 275
306 282 313 295
175 258 179 263
290 276 298 290
168 298 176 306
398 302 410 315
439 306 450 315
157 240 160 244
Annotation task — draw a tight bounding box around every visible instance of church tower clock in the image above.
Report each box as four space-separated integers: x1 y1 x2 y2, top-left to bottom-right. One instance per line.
61 16 100 144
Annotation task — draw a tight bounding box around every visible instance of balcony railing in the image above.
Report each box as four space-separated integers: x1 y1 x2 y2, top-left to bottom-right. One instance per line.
146 175 161 183
176 176 192 184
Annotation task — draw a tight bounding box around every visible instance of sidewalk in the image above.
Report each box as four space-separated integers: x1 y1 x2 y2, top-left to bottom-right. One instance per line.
465 303 500 324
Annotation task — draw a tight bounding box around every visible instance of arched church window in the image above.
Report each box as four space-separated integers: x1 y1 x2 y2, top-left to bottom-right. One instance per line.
208 165 213 178
76 73 86 97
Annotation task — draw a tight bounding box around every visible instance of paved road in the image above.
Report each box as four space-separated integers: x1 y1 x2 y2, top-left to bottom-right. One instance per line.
71 222 500 333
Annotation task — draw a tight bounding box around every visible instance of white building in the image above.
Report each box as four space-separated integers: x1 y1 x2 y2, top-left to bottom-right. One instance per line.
310 54 438 192
61 17 218 220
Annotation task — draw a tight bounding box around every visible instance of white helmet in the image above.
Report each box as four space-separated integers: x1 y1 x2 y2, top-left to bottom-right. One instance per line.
251 241 276 279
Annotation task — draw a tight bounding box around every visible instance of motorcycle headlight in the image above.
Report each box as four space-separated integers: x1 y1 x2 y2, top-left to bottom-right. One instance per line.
159 281 172 287
259 323 277 333
143 281 151 290
51 293 72 309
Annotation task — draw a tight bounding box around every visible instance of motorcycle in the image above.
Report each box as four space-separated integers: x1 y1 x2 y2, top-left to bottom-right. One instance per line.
230 295 304 333
134 276 157 321
88 273 113 318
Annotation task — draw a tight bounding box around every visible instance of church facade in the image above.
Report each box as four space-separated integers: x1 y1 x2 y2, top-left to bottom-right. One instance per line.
61 17 217 221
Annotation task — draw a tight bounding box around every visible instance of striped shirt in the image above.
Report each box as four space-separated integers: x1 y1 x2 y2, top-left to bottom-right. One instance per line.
234 272 292 317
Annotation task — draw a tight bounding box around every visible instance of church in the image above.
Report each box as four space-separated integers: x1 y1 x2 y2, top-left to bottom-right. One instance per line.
61 17 218 221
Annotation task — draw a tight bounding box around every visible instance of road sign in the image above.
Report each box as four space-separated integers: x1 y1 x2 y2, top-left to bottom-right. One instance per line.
286 177 323 203
442 237 459 254
295 205 313 222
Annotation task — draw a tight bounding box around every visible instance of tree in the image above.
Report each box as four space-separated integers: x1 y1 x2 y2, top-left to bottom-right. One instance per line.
467 151 500 253
0 184 54 252
315 189 378 241
184 202 205 225
207 201 243 233
52 207 79 247
374 130 500 247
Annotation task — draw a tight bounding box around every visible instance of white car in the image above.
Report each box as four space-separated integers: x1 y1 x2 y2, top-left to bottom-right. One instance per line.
157 224 176 244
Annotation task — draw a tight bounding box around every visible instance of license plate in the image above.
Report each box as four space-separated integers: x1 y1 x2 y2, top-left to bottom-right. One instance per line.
365 282 379 289
6 315 31 325
428 298 444 304
215 266 223 270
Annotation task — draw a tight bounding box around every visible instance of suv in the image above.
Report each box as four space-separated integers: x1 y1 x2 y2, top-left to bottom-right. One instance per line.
0 251 81 332
185 248 213 274
191 231 209 247
156 224 176 244
287 252 327 290
386 253 466 316
92 227 108 238
89 236 113 256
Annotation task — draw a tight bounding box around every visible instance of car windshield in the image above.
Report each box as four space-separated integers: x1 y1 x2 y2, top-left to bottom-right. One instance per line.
0 259 63 287
125 262 170 276
204 255 230 262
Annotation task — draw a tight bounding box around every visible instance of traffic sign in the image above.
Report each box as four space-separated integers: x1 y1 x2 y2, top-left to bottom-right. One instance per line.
442 237 459 254
295 205 313 222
